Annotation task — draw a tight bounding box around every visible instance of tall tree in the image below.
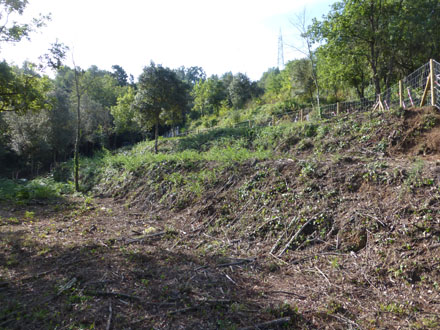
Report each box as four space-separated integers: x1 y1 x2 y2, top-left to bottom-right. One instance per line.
191 75 227 117
110 86 140 143
4 109 51 176
290 9 321 108
280 59 316 104
111 65 128 87
71 61 96 191
0 0 51 114
312 0 440 96
174 66 206 87
0 61 52 113
228 73 252 110
0 0 49 44
133 62 187 153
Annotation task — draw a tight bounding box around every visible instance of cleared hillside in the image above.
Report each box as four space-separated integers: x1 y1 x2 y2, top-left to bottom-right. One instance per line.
1 107 440 329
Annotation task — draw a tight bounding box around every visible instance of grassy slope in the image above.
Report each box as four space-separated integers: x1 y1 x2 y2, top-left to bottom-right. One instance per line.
1 107 440 329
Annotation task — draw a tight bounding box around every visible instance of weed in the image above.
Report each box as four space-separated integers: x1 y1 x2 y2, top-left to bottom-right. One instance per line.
330 257 340 269
0 177 72 203
379 302 407 315
24 211 35 220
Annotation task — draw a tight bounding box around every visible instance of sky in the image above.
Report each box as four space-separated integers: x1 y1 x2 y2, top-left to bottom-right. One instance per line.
1 0 335 81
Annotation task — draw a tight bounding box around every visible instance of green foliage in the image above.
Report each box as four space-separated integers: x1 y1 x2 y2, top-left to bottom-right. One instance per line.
312 0 440 95
280 59 316 103
111 65 129 87
0 177 72 203
191 76 227 117
111 87 140 136
0 1 51 115
133 62 187 153
0 0 50 44
258 67 282 102
228 73 254 109
0 61 53 113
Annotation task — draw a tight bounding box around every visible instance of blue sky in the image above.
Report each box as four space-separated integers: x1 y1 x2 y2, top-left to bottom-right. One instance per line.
1 0 336 81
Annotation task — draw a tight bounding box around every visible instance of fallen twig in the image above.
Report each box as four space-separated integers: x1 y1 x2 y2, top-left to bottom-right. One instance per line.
330 313 363 329
124 231 167 244
195 258 256 271
314 266 331 286
86 290 141 301
131 300 233 324
106 301 112 330
266 290 307 299
269 252 289 265
22 257 95 281
224 273 238 286
270 216 297 254
238 316 291 330
216 258 256 268
279 218 314 256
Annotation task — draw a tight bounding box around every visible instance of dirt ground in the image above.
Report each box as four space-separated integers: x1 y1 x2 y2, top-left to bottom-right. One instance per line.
1 108 440 329
1 196 312 329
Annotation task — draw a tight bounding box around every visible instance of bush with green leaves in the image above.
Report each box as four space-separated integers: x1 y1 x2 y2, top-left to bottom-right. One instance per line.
0 177 73 203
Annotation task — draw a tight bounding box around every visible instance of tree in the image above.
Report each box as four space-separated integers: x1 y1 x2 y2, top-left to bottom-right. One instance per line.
311 0 440 96
71 61 96 191
47 87 75 163
0 61 52 113
174 66 206 87
280 59 317 104
259 68 283 102
111 65 128 87
4 109 51 176
228 73 252 110
0 0 49 44
191 75 227 117
110 86 140 143
290 9 320 108
0 1 51 114
316 47 371 100
133 62 187 153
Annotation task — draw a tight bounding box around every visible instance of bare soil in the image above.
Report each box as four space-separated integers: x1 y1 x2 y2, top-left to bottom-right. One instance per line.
1 107 440 329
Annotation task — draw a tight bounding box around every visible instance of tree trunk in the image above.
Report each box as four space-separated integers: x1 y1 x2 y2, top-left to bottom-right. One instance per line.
74 93 80 192
74 67 81 192
154 121 159 154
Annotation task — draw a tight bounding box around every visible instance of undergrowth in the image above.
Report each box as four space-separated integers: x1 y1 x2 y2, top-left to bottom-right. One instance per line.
0 177 72 204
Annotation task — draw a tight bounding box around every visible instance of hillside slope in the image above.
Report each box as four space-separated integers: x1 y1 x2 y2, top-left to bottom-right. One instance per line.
1 107 440 329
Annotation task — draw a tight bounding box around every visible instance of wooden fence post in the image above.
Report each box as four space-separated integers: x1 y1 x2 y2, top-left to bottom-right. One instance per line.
300 109 303 122
379 94 385 111
420 59 434 107
336 102 340 116
399 80 403 108
431 59 436 106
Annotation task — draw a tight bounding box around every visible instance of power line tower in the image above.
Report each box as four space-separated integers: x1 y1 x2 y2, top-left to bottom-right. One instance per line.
277 29 285 70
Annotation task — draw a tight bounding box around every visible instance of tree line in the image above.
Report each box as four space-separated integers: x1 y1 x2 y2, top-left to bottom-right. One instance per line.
1 0 439 182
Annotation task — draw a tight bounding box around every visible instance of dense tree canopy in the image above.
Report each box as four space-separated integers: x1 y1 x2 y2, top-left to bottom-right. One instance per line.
0 0 51 114
1 0 440 178
0 0 49 44
311 0 440 95
133 62 187 153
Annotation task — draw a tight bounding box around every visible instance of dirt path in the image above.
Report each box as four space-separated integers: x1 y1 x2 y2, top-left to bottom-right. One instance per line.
2 187 439 329
0 197 312 329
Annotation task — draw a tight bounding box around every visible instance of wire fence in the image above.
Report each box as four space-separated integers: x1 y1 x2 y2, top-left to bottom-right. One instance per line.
165 59 440 138
434 60 440 110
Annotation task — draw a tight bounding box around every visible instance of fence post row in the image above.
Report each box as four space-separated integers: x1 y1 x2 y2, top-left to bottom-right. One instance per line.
431 59 436 107
420 59 435 107
166 59 439 139
399 80 403 108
